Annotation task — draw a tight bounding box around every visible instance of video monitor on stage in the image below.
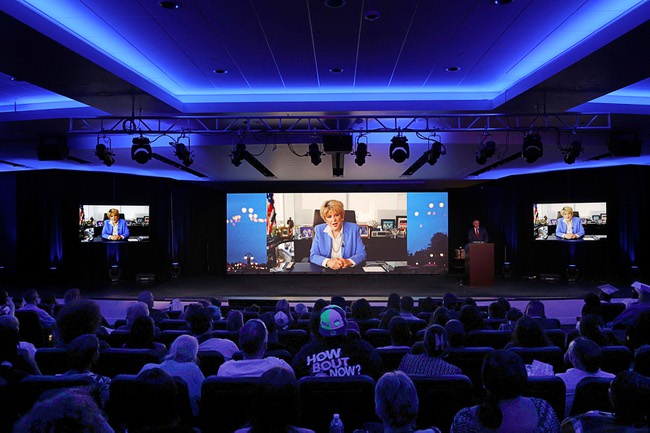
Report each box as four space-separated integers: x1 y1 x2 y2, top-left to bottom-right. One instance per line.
79 204 150 242
226 192 449 274
533 202 607 241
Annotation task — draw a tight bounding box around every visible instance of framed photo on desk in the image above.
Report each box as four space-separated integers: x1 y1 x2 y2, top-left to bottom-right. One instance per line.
299 225 313 238
396 215 407 231
381 219 395 231
358 224 370 238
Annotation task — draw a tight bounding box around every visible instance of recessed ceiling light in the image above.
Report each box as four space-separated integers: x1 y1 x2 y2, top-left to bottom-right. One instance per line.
213 69 229 74
325 0 346 8
445 66 460 72
493 0 513 4
158 1 182 9
329 67 344 73
364 10 381 21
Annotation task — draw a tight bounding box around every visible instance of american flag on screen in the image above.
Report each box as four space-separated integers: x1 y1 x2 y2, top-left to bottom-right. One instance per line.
267 193 276 235
534 203 538 224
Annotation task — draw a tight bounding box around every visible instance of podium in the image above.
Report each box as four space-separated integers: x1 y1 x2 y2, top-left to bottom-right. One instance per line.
465 243 494 286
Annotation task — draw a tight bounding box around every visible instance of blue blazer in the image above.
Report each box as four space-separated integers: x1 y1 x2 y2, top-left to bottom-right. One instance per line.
102 219 130 239
555 216 584 238
310 222 366 267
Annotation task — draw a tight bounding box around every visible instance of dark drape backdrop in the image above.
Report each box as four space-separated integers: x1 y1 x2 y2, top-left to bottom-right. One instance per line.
3 165 648 284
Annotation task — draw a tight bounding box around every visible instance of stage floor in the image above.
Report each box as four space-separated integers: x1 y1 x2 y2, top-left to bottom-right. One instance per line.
18 273 632 304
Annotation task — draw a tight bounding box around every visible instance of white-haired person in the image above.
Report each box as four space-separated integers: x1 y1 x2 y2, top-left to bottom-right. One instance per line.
139 334 205 416
101 208 130 240
309 199 366 269
374 371 441 432
555 206 584 240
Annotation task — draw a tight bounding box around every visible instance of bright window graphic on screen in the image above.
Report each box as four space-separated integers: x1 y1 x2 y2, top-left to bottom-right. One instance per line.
226 192 448 274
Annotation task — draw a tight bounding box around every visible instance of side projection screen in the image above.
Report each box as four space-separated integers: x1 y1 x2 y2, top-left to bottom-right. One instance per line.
226 192 449 274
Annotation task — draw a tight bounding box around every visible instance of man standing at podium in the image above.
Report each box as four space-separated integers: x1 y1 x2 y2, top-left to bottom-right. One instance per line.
468 219 489 243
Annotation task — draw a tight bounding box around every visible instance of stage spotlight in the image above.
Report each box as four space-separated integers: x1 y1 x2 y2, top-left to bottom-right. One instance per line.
108 265 121 282
95 143 114 167
308 143 322 166
173 142 193 167
231 143 247 167
354 142 368 166
170 262 181 279
389 134 409 163
566 264 579 282
502 261 513 278
131 136 152 164
522 133 543 163
564 140 583 164
476 140 496 165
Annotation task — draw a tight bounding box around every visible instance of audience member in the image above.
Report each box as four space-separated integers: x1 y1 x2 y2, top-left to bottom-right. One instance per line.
218 319 292 377
419 296 437 314
63 334 111 407
137 291 169 325
608 282 650 329
313 298 328 314
499 308 523 332
450 350 559 432
186 306 238 359
398 325 462 376
496 297 511 313
12 388 114 433
124 315 167 360
63 288 81 304
625 310 650 351
0 318 39 383
504 316 551 348
235 367 315 433
292 305 384 380
276 299 296 324
556 337 615 417
351 298 373 320
228 310 245 331
380 316 412 349
430 306 451 327
379 308 400 329
488 301 507 320
118 302 150 332
458 305 485 334
207 297 222 321
294 303 309 319
576 314 618 347
561 370 650 432
55 299 107 349
0 315 38 366
400 296 422 322
385 293 401 311
139 334 205 416
37 290 57 317
462 297 478 308
129 367 195 433
525 300 547 319
18 289 56 330
274 310 291 331
442 293 460 318
374 371 441 433
259 311 295 355
0 290 15 317
581 293 602 319
330 296 347 312
445 319 466 349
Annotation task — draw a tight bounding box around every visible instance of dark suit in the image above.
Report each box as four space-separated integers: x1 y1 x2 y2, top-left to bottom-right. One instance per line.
468 226 489 243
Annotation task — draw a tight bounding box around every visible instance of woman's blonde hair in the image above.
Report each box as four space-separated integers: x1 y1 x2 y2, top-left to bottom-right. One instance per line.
319 200 345 221
562 206 574 216
107 208 120 218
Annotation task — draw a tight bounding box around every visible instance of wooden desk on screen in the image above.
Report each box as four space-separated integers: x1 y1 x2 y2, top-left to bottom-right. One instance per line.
465 243 494 286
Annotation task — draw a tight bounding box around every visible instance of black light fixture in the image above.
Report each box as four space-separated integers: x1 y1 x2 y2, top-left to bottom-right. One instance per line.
231 143 247 167
229 141 276 177
522 132 543 163
389 133 409 163
567 264 579 282
401 134 446 176
563 140 583 164
108 265 121 282
308 143 322 166
170 262 181 278
354 142 369 166
426 140 445 166
131 135 152 164
95 136 114 166
476 135 496 165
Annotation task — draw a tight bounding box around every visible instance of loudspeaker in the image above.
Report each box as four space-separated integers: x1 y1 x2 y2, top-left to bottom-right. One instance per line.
37 137 69 161
322 135 353 153
609 132 642 157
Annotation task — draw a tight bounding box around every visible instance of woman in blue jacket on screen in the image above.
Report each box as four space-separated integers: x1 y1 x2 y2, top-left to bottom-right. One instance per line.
101 208 130 240
310 199 366 269
555 206 585 239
